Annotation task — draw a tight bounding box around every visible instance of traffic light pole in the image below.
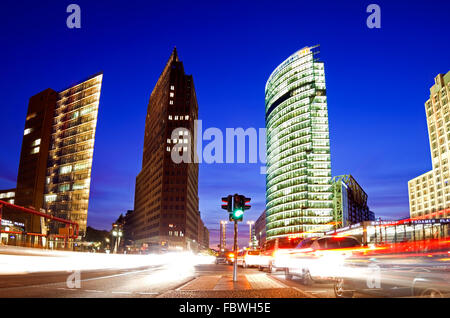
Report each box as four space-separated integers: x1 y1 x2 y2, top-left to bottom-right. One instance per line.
233 220 238 282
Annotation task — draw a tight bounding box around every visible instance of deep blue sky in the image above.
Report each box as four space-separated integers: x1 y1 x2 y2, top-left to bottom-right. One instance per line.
0 0 449 248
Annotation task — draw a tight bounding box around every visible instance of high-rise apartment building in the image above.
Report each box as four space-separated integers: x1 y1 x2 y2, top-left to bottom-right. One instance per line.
132 48 202 251
408 71 450 219
265 46 334 241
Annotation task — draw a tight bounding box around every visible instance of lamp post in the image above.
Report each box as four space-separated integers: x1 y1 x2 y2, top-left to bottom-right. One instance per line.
246 221 254 249
112 223 123 254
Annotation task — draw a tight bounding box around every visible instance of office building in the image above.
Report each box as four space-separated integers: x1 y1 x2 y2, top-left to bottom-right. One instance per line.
41 73 103 236
3 73 104 237
408 71 450 219
332 174 374 227
265 46 334 241
132 48 202 251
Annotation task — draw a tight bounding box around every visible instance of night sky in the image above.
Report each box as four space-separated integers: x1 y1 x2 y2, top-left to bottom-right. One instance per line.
0 0 449 248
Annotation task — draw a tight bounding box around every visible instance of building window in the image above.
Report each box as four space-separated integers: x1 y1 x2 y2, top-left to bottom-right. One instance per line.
32 139 41 146
170 85 174 90
45 194 57 202
175 116 178 120
31 146 40 154
185 115 189 120
168 115 172 120
170 92 174 97
60 165 72 174
59 184 71 192
170 100 174 105
167 139 171 144
166 146 171 152
24 128 32 135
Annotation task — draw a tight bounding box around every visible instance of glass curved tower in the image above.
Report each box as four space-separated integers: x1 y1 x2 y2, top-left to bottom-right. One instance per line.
265 46 333 241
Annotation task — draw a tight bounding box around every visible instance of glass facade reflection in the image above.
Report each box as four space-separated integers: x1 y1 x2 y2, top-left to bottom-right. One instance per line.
265 46 333 240
43 73 103 236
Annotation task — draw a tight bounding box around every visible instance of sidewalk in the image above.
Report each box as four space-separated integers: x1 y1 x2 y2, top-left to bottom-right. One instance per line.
158 273 313 298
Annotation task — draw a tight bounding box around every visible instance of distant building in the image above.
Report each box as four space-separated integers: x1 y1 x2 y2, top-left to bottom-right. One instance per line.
408 71 450 219
255 210 266 249
332 175 373 227
131 48 203 251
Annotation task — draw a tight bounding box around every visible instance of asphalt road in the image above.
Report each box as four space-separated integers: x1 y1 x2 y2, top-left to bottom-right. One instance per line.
0 261 378 298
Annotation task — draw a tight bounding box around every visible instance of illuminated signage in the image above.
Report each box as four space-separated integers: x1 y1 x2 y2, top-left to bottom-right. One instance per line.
1 219 25 227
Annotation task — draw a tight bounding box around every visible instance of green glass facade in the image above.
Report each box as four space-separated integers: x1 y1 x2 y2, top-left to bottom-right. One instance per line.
265 46 334 240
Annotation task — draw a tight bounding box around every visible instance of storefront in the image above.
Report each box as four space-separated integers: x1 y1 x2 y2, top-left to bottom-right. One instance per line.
325 218 450 245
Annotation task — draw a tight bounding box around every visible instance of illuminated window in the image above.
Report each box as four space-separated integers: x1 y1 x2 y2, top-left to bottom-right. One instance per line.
170 85 174 90
24 128 32 135
183 139 188 144
175 116 178 120
184 131 189 136
26 113 37 121
74 162 89 171
72 183 85 190
167 139 171 143
183 147 187 151
166 146 170 151
170 92 174 97
45 194 57 202
32 139 41 146
59 184 70 192
31 146 40 154
168 115 172 120
170 100 174 105
60 165 72 174
179 131 183 136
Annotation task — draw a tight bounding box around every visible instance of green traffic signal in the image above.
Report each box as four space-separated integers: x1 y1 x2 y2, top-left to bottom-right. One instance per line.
232 209 244 220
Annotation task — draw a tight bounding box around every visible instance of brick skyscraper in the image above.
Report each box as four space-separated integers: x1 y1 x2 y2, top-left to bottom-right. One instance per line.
132 48 202 251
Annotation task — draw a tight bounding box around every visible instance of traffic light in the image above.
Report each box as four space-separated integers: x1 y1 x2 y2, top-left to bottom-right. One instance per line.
221 195 232 212
242 196 251 211
222 194 251 222
232 194 244 221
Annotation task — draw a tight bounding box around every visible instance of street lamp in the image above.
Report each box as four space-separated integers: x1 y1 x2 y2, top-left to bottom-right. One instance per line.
111 223 123 254
247 221 254 249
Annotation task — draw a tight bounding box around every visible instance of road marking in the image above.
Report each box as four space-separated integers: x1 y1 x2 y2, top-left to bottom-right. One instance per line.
293 287 318 298
81 268 159 283
306 290 328 293
85 290 104 293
